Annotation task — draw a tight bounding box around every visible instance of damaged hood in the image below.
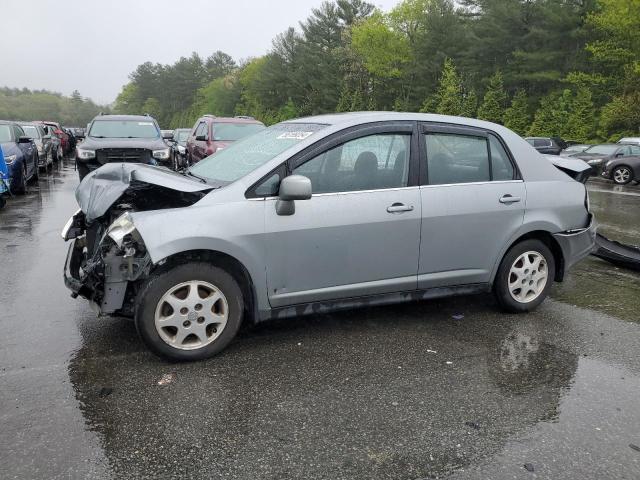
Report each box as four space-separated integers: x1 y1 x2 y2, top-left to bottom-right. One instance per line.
76 163 213 222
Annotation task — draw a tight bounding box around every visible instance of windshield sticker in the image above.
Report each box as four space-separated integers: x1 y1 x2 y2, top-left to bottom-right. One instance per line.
277 131 314 140
138 122 153 126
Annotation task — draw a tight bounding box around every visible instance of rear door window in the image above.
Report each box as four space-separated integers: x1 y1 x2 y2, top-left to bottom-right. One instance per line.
424 133 490 185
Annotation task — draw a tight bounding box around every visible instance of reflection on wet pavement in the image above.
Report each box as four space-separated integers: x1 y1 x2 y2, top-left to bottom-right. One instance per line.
1 165 639 479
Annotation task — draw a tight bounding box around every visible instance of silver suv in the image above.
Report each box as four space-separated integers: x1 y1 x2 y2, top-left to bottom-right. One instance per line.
63 113 596 361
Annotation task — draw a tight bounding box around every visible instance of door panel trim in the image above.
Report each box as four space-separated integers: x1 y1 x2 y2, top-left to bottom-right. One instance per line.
419 180 524 189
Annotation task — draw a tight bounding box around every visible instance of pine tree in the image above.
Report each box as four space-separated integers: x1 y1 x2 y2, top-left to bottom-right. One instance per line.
461 89 478 118
564 87 595 142
421 58 463 115
527 90 571 137
503 89 530 136
477 70 507 124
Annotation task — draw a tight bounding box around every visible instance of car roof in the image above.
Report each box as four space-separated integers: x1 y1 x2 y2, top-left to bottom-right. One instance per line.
284 111 523 130
202 116 264 125
0 120 18 125
92 114 157 122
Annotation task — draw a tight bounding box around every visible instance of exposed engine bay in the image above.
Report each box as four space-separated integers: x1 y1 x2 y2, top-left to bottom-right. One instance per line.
63 164 212 316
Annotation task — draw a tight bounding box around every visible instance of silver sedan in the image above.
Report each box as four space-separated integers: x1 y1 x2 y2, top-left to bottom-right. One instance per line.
63 112 596 361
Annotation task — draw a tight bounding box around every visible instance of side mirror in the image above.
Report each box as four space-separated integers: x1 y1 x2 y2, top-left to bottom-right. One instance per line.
195 135 207 142
18 136 32 144
276 175 312 216
163 132 174 140
615 152 624 158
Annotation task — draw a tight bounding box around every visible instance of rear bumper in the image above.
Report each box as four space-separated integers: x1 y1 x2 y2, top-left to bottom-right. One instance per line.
553 214 597 273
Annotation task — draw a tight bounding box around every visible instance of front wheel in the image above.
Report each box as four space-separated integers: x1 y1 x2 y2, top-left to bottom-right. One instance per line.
494 239 555 313
135 262 244 361
11 163 27 195
612 165 632 185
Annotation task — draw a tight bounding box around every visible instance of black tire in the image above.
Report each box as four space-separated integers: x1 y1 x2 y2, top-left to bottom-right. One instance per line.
30 155 39 183
612 165 633 185
135 262 244 361
494 239 556 313
11 163 27 195
77 162 90 181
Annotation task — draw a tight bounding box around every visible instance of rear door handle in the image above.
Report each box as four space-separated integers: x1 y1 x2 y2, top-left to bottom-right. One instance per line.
387 203 414 213
499 195 521 204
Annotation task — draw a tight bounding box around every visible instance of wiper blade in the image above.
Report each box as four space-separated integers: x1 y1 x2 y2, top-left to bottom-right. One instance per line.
185 169 208 184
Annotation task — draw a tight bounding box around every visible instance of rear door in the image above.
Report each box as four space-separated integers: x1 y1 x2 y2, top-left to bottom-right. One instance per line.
260 122 422 307
417 124 525 288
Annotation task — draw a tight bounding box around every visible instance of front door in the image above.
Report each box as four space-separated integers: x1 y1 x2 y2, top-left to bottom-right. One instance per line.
263 127 422 308
417 124 526 288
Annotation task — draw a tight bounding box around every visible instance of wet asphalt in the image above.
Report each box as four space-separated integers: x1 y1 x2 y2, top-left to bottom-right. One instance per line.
1 158 639 480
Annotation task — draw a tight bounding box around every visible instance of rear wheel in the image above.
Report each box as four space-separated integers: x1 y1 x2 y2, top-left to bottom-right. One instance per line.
612 165 632 185
135 262 244 361
494 239 555 313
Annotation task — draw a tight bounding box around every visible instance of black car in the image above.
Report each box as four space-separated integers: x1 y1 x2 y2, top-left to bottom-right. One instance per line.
76 114 175 180
571 144 640 177
525 137 567 155
597 147 640 185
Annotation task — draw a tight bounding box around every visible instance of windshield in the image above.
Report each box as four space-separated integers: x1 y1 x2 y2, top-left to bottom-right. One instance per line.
89 120 159 139
176 130 190 142
212 122 265 141
0 125 13 142
585 145 618 155
21 126 40 139
190 123 326 183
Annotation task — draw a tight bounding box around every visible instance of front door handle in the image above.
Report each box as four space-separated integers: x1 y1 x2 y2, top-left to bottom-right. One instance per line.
387 203 414 213
499 194 521 204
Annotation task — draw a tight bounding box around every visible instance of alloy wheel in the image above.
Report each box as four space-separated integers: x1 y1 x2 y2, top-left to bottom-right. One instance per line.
613 167 631 184
508 251 549 303
154 280 229 350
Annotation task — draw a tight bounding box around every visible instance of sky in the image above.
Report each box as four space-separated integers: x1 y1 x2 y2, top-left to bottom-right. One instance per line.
2 0 398 105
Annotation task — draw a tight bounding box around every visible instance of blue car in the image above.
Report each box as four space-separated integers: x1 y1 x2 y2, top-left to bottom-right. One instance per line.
0 120 39 194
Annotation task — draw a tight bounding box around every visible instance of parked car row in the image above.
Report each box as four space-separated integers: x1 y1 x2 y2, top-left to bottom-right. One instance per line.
0 119 84 206
73 113 266 180
525 135 640 185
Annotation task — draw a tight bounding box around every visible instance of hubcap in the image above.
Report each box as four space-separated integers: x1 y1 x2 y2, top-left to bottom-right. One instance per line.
508 251 548 303
614 168 631 184
154 280 228 350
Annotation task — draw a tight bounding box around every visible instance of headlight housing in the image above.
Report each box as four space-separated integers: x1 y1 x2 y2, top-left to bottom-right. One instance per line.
177 145 186 155
5 154 16 164
152 148 171 160
76 148 96 160
106 212 136 247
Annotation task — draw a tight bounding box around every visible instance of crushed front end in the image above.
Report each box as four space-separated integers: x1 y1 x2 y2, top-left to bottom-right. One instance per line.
61 163 213 316
63 209 152 317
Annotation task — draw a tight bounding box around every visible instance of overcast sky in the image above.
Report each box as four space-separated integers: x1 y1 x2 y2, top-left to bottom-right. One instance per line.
2 0 398 105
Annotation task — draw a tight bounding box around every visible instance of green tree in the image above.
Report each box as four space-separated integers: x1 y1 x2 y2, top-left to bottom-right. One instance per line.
564 87 596 142
422 58 463 115
460 89 478 118
503 89 530 135
527 89 572 137
477 70 507 124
